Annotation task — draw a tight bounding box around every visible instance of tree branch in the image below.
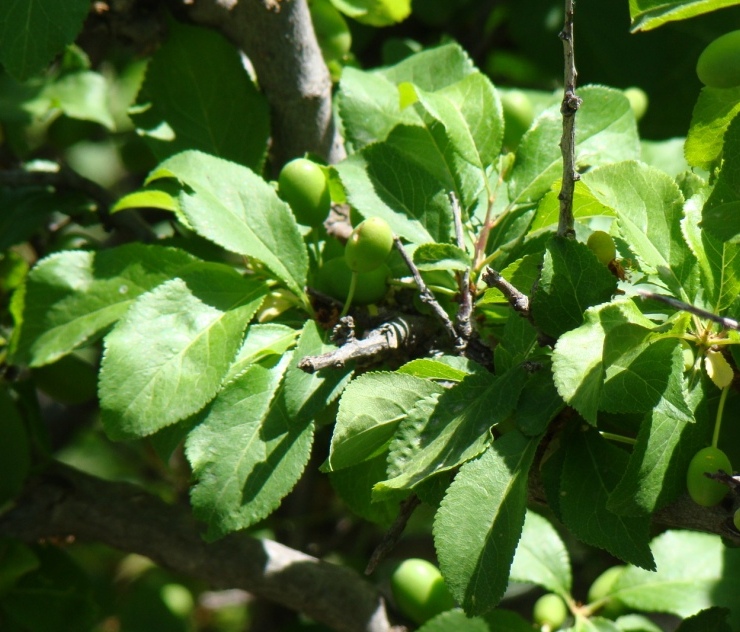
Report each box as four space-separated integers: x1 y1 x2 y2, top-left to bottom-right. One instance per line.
0 463 393 632
184 0 345 168
557 0 581 239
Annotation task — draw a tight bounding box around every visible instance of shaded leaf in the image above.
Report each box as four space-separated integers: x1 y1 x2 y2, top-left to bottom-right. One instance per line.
434 432 540 614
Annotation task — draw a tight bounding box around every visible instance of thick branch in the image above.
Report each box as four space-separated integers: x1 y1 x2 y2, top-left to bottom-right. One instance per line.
185 0 345 167
0 463 392 632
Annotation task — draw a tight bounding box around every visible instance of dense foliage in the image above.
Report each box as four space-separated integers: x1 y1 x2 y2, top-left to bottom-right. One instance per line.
3 1 740 631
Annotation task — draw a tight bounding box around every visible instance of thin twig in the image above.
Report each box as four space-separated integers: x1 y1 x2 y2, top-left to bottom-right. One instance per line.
298 315 432 373
635 289 740 331
394 237 462 346
557 0 581 239
482 267 530 317
450 193 473 350
365 495 421 575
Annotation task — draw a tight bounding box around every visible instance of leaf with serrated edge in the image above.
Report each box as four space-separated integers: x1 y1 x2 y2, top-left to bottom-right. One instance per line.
328 373 444 471
100 265 266 439
582 161 698 301
510 510 572 597
675 607 732 632
434 431 540 614
509 86 640 205
147 150 308 299
560 426 654 569
685 87 740 169
187 350 314 539
530 236 617 339
607 343 697 516
552 299 655 425
374 366 529 497
10 244 197 367
630 0 740 32
416 609 490 632
613 531 740 627
702 114 740 245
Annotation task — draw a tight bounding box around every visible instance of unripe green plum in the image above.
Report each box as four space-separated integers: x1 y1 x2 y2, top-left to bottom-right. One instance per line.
681 340 695 373
390 558 455 625
623 87 648 122
697 30 740 88
533 593 568 628
278 158 331 227
316 257 389 305
686 446 732 506
501 90 534 150
344 217 394 273
586 231 617 266
310 0 351 62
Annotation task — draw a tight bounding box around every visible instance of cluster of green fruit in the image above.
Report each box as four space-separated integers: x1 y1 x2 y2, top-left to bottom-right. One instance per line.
277 157 394 309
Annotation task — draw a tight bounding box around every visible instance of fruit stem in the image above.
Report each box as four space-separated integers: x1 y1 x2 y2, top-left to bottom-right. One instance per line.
712 385 730 449
599 431 636 446
340 271 358 317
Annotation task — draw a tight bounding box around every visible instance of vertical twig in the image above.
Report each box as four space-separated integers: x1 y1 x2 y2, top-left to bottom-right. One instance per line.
450 193 472 350
557 0 582 239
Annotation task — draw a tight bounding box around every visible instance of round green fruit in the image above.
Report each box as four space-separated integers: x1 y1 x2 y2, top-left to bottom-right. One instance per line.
501 90 534 150
316 257 389 305
697 30 740 88
344 217 394 273
586 231 617 266
310 0 351 61
623 87 648 122
681 340 695 373
390 558 455 625
278 158 331 227
686 446 732 506
533 593 568 629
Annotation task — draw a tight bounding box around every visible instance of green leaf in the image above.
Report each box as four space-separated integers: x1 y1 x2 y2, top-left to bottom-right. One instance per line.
0 0 89 80
629 0 740 32
132 22 268 169
675 607 732 632
685 87 740 169
613 531 740 627
702 113 740 244
187 346 315 538
337 68 419 150
0 538 39 595
582 161 698 301
374 367 529 497
509 86 640 204
99 264 266 439
0 389 30 504
607 343 697 515
44 71 115 129
397 356 477 381
381 42 476 92
336 131 454 244
327 372 444 471
9 244 197 367
683 190 740 315
560 426 655 570
434 431 540 615
328 451 400 526
416 609 489 632
552 299 654 424
510 510 572 597
1 546 99 632
332 0 411 25
514 368 564 436
612 614 663 632
530 236 617 339
570 617 621 632
530 180 615 233
111 189 179 215
0 189 55 251
148 150 309 300
413 243 471 272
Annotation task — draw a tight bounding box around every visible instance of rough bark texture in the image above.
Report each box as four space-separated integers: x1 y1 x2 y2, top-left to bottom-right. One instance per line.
184 0 345 168
0 463 393 632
